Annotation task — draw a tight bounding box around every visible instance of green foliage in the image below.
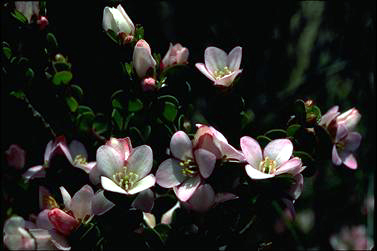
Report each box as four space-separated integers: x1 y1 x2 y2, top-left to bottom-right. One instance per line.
52 71 73 86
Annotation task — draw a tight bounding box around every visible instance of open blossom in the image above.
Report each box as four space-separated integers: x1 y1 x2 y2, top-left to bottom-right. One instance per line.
319 106 362 169
91 137 156 195
5 144 26 170
15 2 48 29
133 39 157 79
161 43 189 69
102 4 135 43
195 46 242 87
68 140 96 174
240 137 305 179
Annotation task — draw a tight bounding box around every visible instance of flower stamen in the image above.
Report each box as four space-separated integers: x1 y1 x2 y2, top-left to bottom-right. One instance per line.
213 66 232 79
259 156 277 174
179 159 198 177
113 167 139 191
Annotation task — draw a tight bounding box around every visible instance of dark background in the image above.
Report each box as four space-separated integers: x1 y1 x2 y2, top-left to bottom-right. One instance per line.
1 1 375 250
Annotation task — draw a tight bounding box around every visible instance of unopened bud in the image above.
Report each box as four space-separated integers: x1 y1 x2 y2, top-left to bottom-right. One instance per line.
141 77 156 92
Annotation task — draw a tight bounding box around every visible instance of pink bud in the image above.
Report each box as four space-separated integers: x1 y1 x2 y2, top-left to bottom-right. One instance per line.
133 40 157 78
5 144 26 169
48 208 79 236
336 108 361 131
161 43 189 69
37 16 48 30
141 77 157 92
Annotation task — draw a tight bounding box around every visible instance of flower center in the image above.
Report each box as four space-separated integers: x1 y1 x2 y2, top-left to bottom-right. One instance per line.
73 154 87 166
259 156 277 174
112 167 139 191
179 159 198 177
44 195 59 209
213 66 232 79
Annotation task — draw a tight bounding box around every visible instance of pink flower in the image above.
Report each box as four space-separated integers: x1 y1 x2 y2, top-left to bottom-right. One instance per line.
330 225 373 250
92 137 156 195
5 144 26 170
240 137 305 179
320 106 362 169
141 77 157 92
161 43 189 69
68 140 96 174
143 201 180 228
156 131 216 202
133 40 157 78
195 46 243 87
102 4 135 39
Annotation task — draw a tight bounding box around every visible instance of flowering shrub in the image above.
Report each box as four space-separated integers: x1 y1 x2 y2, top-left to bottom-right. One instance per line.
1 1 374 250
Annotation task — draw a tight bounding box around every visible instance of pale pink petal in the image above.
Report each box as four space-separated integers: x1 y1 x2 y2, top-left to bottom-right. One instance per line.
44 140 55 163
23 165 46 180
175 175 201 202
156 158 187 188
332 145 342 166
96 145 123 179
92 190 115 216
319 106 339 127
102 7 115 32
133 40 157 78
127 145 153 179
162 43 173 67
245 164 275 180
218 141 245 161
194 148 216 179
68 140 88 160
4 228 35 250
131 188 154 212
343 132 362 152
335 124 348 142
161 202 181 225
100 176 128 195
143 212 156 228
5 144 26 169
57 142 73 163
89 164 101 185
195 63 216 81
186 184 215 212
214 69 242 87
240 136 263 168
275 157 303 176
70 185 94 220
59 187 71 210
78 161 96 174
28 228 56 250
343 154 358 170
264 139 293 167
204 47 227 74
49 229 71 250
170 131 193 160
36 209 54 230
214 193 239 204
288 174 304 201
4 216 25 234
117 4 135 34
194 133 222 158
177 47 189 64
48 208 78 236
127 174 156 195
227 46 242 71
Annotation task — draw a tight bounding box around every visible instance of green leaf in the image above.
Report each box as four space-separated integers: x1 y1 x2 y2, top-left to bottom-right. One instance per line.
46 33 59 51
25 68 34 80
92 114 108 134
240 110 254 130
10 90 25 100
162 102 178 122
134 25 144 41
11 9 28 24
286 124 301 137
110 89 125 100
77 105 94 115
306 105 322 123
256 135 272 148
53 61 72 72
66 96 79 112
128 98 143 112
2 47 12 60
106 29 119 44
52 71 72 86
112 99 123 109
264 129 287 139
294 99 306 123
157 95 180 106
71 85 84 98
293 151 314 163
141 125 152 141
154 224 172 243
112 109 123 130
123 112 135 130
76 112 95 132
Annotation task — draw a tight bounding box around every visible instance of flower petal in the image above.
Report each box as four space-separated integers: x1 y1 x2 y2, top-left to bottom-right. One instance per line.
194 148 216 179
275 157 303 176
240 136 263 168
319 106 339 128
36 209 54 230
204 47 227 74
156 158 187 188
39 186 52 210
342 154 358 170
23 165 46 180
174 175 201 202
117 4 135 34
195 63 216 81
59 187 71 210
49 229 71 250
264 139 293 167
4 216 25 234
143 212 156 228
96 145 123 179
100 176 128 195
70 185 94 220
288 174 304 201
68 140 88 160
335 124 348 142
227 46 242 71
48 208 78 236
102 7 116 32
245 164 275 180
127 174 156 195
161 202 181 225
214 69 242 87
186 184 215 212
332 145 342 166
92 190 115 216
343 132 362 152
214 193 239 204
131 188 154 212
170 131 193 160
127 145 153 179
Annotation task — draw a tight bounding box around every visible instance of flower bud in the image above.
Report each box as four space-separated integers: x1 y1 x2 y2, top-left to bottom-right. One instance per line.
37 16 49 30
336 108 361 131
5 144 26 170
141 77 157 92
103 4 135 36
133 40 157 78
48 208 79 236
161 43 189 69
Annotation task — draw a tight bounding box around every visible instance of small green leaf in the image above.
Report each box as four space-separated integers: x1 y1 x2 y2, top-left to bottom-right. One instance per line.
77 105 94 115
112 109 123 130
77 112 95 132
2 47 12 60
46 33 58 51
264 129 287 139
93 114 108 134
286 124 301 137
129 126 143 142
294 99 306 123
162 102 178 122
141 125 152 141
157 95 180 106
71 85 84 98
11 9 28 24
105 29 119 44
111 89 125 100
293 151 314 163
123 112 135 130
256 135 272 148
128 98 143 112
154 224 172 243
306 105 322 123
66 96 79 112
25 68 34 80
52 71 72 85
10 90 25 100
112 99 123 109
